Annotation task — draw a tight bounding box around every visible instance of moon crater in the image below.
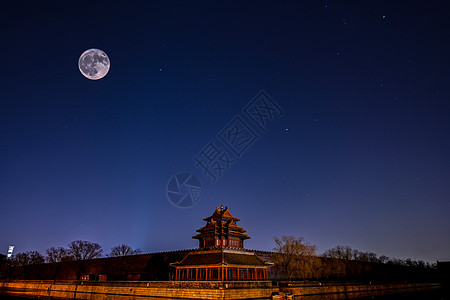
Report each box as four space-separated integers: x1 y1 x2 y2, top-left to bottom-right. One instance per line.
78 49 110 80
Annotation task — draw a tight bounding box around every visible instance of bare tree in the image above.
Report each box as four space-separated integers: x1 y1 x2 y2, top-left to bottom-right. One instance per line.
13 251 45 266
323 246 379 263
272 236 317 280
29 251 45 265
66 240 102 280
12 253 29 267
354 250 379 263
378 255 389 264
46 247 72 263
67 240 102 260
322 245 354 260
10 251 45 280
108 244 142 257
105 244 142 280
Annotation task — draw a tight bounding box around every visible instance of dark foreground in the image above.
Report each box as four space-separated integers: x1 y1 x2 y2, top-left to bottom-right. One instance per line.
356 288 449 299
1 288 449 300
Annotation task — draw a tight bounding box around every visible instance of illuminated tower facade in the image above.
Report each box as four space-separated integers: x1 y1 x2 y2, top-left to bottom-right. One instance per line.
193 205 250 249
171 205 272 281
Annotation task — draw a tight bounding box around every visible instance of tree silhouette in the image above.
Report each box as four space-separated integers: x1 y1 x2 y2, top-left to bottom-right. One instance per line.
108 244 142 257
13 251 45 266
106 244 142 280
67 240 102 279
11 251 45 279
46 247 72 263
272 236 317 280
68 240 102 260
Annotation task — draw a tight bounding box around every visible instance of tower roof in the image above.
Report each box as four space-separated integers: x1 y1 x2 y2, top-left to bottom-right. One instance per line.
170 248 273 267
203 205 240 222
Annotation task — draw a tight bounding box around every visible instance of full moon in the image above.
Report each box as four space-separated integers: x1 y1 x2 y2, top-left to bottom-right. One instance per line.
78 48 110 80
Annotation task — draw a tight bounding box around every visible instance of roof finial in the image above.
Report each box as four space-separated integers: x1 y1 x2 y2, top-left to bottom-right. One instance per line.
220 205 224 210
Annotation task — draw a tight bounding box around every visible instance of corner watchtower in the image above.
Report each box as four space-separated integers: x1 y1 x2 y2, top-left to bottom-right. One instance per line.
193 205 250 249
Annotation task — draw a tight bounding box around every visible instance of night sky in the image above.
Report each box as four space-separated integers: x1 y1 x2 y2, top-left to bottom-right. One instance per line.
1 1 449 263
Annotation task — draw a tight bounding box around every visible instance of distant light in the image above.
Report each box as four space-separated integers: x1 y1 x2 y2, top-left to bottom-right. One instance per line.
7 245 14 258
382 15 386 19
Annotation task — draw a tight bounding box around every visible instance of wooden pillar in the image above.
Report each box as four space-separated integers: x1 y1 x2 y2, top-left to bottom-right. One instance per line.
237 267 239 280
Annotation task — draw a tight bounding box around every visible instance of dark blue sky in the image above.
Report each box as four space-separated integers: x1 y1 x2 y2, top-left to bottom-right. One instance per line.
1 1 449 263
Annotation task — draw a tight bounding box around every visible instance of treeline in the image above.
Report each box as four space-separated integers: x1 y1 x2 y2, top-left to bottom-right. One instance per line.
0 241 143 280
1 237 439 282
322 245 435 268
0 251 185 281
5 240 141 266
272 236 437 281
